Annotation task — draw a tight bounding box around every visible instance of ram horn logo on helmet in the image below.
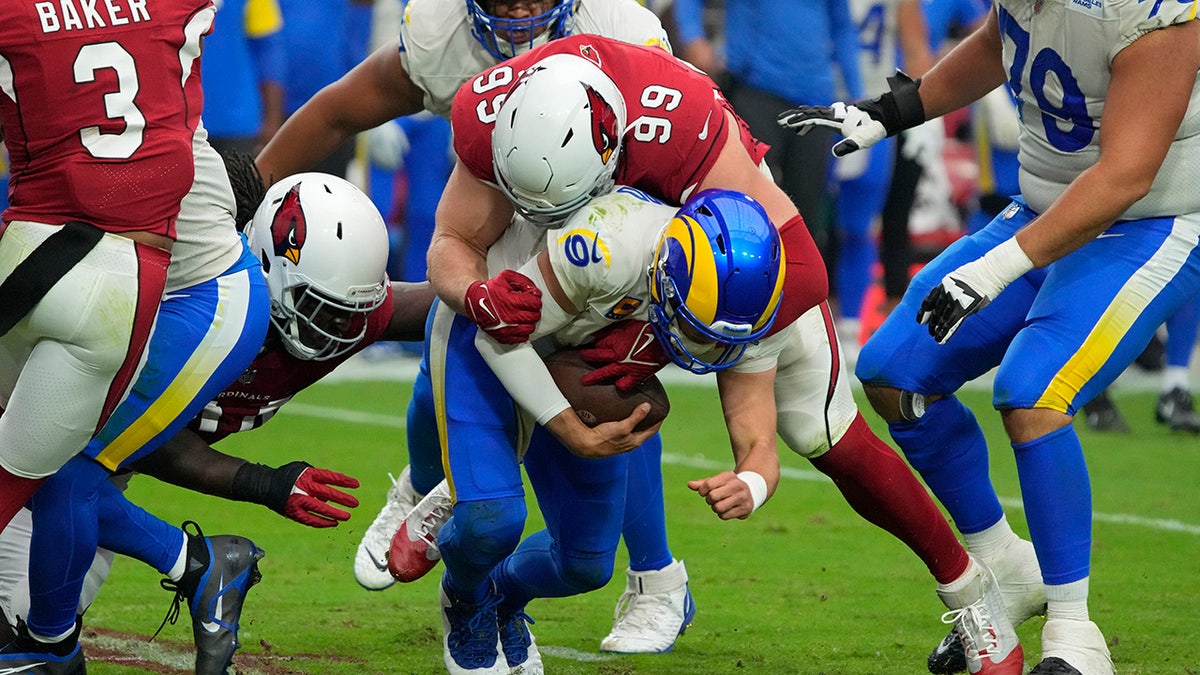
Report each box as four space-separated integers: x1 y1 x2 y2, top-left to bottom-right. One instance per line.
585 84 619 165
579 43 601 67
271 183 307 265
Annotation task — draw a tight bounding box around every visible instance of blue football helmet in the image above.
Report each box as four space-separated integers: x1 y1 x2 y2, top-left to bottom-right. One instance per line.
649 189 785 374
466 0 576 60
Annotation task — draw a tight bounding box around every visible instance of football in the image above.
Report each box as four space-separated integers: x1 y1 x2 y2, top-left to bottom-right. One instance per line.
543 348 670 432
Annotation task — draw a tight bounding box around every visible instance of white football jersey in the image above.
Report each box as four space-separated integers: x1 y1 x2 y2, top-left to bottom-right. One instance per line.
850 0 903 91
398 0 671 118
1000 0 1200 218
486 188 787 374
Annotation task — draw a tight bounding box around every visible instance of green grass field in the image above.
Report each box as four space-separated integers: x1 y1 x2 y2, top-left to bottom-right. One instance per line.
82 379 1200 674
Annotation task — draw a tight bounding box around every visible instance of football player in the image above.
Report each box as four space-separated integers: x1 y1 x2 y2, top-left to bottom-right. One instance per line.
255 0 701 655
0 174 436 673
424 37 1030 672
779 0 1200 671
424 187 780 674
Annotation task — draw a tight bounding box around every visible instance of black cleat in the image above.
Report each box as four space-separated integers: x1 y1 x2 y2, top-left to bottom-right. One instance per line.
1082 390 1129 433
1029 656 1083 674
926 626 967 674
0 619 85 675
1155 387 1200 433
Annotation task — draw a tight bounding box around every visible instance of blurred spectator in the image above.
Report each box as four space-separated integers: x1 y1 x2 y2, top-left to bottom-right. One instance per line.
202 0 287 156
672 0 862 257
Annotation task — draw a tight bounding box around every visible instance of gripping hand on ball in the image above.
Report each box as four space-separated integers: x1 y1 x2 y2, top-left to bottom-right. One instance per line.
778 71 925 157
464 269 543 344
579 321 671 391
917 238 1034 344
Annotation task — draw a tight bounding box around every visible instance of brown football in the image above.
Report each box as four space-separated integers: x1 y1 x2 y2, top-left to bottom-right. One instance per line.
543 348 670 432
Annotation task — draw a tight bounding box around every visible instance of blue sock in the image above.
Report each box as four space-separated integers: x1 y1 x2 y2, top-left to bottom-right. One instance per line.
888 395 1004 534
26 458 109 637
406 364 445 495
1013 425 1091 585
95 479 185 575
621 434 672 571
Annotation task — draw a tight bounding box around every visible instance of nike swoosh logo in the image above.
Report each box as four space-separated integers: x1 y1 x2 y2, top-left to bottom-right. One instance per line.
477 297 495 322
1096 232 1124 239
632 330 657 359
366 546 389 571
0 664 49 674
698 111 712 141
200 573 225 634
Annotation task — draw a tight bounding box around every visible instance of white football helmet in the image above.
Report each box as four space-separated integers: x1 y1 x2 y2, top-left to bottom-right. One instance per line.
247 173 389 361
491 53 626 227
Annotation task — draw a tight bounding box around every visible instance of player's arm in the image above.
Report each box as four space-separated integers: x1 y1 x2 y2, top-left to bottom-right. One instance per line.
1011 19 1199 265
379 281 438 342
427 160 519 315
475 250 659 457
696 110 802 227
256 40 425 184
132 429 361 528
909 5 1006 119
687 368 780 520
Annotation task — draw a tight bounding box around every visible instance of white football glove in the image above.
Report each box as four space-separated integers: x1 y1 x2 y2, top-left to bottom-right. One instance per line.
917 238 1034 343
779 71 926 158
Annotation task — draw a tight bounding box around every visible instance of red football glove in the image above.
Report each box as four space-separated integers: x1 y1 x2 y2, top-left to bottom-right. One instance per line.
579 321 671 391
464 269 543 344
280 464 361 528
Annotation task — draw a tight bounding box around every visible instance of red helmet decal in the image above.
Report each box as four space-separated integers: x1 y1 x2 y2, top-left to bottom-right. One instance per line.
585 84 619 165
579 44 601 68
272 183 307 265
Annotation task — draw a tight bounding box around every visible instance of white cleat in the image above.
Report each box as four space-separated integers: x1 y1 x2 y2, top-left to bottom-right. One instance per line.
353 466 421 590
1029 619 1113 675
388 478 453 582
600 559 696 654
937 556 1024 675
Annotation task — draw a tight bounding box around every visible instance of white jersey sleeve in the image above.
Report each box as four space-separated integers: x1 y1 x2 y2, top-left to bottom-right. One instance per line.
399 0 670 118
1001 0 1200 218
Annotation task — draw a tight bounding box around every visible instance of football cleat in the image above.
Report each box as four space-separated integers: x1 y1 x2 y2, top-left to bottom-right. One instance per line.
1028 619 1113 675
937 557 1023 675
0 619 85 675
158 522 265 675
496 602 542 674
353 466 422 590
1082 390 1129 434
440 580 506 674
388 478 452 583
600 559 696 654
1155 387 1200 433
928 538 1047 673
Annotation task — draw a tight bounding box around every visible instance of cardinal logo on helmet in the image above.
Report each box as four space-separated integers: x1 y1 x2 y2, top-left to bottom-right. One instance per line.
585 84 619 165
271 184 307 265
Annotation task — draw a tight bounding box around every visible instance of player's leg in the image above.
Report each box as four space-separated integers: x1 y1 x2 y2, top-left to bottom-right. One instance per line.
998 211 1200 675
1155 294 1200 431
430 306 526 674
856 204 1049 673
0 223 168 532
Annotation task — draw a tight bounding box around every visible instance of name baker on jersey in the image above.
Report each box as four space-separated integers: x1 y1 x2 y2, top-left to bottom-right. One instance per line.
35 0 151 34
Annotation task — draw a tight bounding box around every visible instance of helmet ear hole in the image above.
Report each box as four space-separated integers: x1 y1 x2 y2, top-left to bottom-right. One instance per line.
649 189 786 374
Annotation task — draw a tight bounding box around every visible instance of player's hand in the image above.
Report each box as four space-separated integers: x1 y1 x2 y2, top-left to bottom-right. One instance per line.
687 470 758 520
917 238 1034 344
274 461 361 528
579 321 671 391
778 71 925 157
464 269 543 344
547 404 661 458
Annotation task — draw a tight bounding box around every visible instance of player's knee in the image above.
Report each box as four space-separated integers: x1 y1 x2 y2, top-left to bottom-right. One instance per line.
560 551 615 594
445 497 526 566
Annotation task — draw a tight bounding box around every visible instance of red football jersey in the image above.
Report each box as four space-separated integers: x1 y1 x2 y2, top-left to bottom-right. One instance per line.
0 0 214 237
452 34 768 206
189 285 397 444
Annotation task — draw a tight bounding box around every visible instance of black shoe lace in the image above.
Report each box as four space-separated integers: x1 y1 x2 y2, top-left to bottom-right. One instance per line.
152 520 205 641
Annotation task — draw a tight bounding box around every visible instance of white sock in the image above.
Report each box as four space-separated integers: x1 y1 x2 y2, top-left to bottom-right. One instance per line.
1045 578 1091 622
962 515 1021 562
938 557 980 594
1161 366 1190 393
165 539 189 582
29 624 74 644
